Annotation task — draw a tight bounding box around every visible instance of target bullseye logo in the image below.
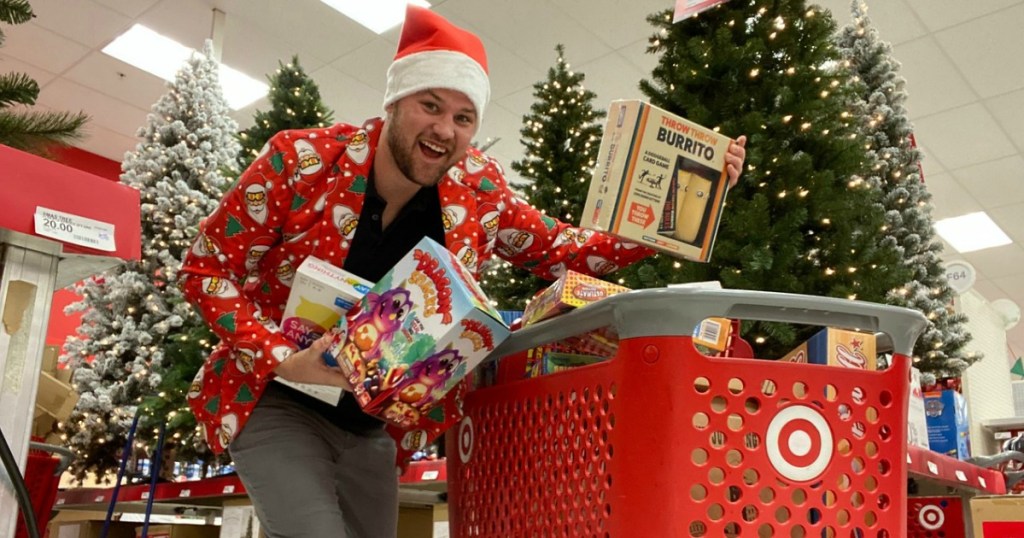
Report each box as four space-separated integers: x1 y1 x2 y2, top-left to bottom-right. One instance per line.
458 417 475 464
766 405 834 482
918 504 944 530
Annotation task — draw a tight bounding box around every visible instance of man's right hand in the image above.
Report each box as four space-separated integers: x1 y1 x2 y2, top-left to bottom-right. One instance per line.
273 333 352 390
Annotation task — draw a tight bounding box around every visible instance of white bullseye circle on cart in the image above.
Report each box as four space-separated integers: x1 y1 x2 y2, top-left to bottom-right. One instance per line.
918 505 944 530
458 417 475 464
766 405 834 482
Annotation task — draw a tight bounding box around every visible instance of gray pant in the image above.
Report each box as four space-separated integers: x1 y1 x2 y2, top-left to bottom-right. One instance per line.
229 387 398 538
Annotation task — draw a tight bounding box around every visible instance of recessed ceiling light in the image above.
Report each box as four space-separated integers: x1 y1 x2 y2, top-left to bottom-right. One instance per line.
934 212 1012 253
320 0 430 34
102 24 267 110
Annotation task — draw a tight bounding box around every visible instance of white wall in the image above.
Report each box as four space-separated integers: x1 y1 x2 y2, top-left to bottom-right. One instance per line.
960 290 1016 455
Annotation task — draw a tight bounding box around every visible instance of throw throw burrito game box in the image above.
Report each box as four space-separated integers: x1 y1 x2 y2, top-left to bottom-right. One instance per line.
581 99 735 262
326 237 511 428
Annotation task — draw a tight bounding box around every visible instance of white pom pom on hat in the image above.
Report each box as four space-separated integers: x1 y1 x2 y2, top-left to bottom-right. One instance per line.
383 5 490 123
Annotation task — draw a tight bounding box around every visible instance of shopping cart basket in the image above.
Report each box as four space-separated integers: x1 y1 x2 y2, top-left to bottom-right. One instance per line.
447 288 927 537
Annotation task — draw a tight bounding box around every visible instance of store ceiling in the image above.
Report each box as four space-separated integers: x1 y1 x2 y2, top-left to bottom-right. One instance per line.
3 0 1023 360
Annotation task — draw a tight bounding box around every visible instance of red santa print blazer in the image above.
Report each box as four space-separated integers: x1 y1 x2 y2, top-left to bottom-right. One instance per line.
179 118 651 453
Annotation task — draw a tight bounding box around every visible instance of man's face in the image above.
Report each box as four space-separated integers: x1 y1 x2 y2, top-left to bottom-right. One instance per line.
385 88 478 188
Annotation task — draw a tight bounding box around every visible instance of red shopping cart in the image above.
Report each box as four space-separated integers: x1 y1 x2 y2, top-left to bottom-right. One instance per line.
447 288 927 537
15 442 75 538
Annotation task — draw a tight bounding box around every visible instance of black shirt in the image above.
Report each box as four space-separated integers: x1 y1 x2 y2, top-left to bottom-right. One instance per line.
269 175 447 434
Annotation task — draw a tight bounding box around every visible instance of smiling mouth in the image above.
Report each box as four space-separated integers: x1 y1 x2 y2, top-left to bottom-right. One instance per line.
420 139 448 159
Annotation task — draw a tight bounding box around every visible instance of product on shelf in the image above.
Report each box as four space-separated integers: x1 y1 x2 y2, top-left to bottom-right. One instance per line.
581 99 735 262
521 270 630 326
925 388 971 460
908 366 930 450
276 256 372 404
907 496 964 537
326 237 510 428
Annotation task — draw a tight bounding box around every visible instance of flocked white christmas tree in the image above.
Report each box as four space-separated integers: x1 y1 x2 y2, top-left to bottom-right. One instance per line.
60 41 240 481
837 1 977 381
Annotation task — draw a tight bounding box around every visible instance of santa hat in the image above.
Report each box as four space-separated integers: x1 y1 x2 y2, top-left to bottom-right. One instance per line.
383 5 490 122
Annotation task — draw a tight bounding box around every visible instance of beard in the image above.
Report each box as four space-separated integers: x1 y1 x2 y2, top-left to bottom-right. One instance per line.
386 109 458 188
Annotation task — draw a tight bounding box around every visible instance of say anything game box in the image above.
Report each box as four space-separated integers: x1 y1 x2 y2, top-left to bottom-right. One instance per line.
581 100 734 262
326 237 511 428
277 256 373 404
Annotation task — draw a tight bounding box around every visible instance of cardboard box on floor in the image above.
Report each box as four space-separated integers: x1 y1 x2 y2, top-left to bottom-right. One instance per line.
971 495 1024 537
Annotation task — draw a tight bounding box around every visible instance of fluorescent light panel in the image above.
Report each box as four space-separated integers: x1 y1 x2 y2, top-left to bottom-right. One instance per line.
934 211 1012 253
320 0 430 34
102 24 267 110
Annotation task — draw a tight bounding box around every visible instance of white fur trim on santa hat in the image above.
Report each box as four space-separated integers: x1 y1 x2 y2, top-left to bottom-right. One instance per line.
383 49 490 123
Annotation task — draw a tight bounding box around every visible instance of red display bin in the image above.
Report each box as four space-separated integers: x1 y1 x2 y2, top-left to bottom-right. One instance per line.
447 288 927 537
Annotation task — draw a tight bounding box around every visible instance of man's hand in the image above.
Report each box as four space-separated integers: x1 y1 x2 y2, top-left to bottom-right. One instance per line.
274 333 352 390
725 135 747 188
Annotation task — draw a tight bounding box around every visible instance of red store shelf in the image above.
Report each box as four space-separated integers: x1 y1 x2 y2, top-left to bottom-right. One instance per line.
907 445 1006 495
56 459 448 509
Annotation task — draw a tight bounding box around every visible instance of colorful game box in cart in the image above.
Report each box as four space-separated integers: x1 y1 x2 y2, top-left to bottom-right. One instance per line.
522 270 630 326
325 237 511 428
581 99 734 262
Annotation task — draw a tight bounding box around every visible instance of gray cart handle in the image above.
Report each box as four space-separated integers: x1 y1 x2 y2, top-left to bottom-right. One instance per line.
490 287 928 360
28 442 74 476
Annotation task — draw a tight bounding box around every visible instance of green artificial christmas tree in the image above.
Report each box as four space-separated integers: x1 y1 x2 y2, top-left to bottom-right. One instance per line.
0 0 88 155
611 1 910 357
237 55 333 169
836 1 978 380
480 45 605 311
60 42 240 481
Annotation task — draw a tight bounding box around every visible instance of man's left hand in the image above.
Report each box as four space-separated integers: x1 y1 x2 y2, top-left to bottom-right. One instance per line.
725 135 747 188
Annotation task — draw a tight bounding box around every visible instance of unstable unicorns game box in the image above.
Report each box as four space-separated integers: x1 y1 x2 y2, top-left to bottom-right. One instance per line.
325 237 511 428
581 99 735 262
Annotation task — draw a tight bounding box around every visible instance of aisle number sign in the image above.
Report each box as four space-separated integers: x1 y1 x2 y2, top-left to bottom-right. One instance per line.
674 0 730 22
34 206 116 252
943 260 975 295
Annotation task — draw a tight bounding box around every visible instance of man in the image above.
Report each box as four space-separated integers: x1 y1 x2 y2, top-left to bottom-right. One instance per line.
180 6 746 537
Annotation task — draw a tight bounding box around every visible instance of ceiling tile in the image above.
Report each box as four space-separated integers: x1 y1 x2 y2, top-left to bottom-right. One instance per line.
894 37 976 119
28 0 132 48
986 88 1024 152
924 172 982 220
306 66 385 125
963 244 1024 280
905 0 1023 32
913 104 1016 170
330 38 397 92
817 0 928 45
133 0 221 52
38 79 149 136
435 0 612 68
213 0 380 66
578 52 648 107
76 122 138 162
92 0 161 19
993 273 1024 300
972 278 1005 301
952 155 1024 209
479 42 547 101
63 52 169 111
219 15 328 88
916 140 946 178
548 0 669 50
1 22 90 74
934 4 1024 98
987 202 1024 245
494 85 538 123
0 53 58 87
474 102 528 171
